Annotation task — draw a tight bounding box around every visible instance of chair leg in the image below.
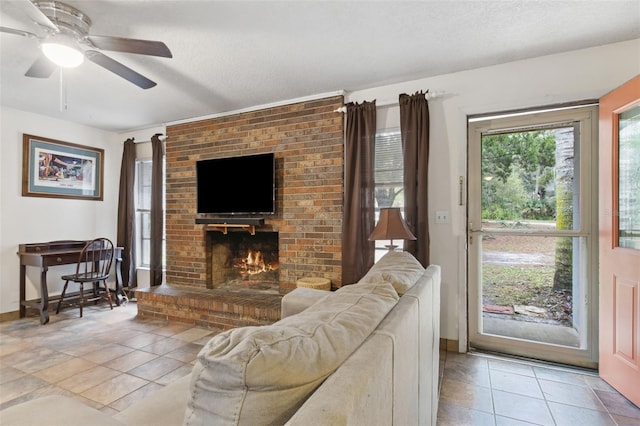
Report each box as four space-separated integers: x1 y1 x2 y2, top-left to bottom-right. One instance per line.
79 283 84 318
103 280 114 310
93 282 99 304
56 280 70 314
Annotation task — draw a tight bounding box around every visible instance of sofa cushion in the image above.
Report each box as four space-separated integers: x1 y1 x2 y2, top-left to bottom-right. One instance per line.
184 280 399 426
360 250 425 295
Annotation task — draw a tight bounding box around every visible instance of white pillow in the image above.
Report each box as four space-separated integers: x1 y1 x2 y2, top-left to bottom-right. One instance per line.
184 279 399 426
360 251 425 295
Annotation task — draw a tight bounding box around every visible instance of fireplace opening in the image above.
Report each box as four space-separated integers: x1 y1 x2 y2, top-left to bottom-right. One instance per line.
209 231 279 290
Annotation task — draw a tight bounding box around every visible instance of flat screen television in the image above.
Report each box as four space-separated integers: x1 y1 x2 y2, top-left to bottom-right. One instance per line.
196 153 275 215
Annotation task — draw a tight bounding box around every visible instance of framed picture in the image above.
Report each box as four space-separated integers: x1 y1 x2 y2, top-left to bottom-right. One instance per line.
22 134 104 201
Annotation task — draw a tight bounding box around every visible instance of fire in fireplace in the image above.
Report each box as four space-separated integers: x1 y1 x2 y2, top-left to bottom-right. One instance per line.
235 249 278 277
209 231 279 289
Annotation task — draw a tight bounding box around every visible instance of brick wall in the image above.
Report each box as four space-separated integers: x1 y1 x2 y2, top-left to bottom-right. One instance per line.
164 95 344 291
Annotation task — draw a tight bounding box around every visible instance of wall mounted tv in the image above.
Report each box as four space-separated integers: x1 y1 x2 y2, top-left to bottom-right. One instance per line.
196 153 276 215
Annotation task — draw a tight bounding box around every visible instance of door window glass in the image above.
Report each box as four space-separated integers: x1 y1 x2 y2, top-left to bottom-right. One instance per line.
617 105 640 249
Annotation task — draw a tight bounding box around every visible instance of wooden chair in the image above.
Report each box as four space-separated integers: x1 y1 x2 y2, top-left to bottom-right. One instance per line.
56 238 115 317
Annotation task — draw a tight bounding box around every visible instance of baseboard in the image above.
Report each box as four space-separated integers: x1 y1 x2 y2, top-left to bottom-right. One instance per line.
0 310 20 323
440 338 460 352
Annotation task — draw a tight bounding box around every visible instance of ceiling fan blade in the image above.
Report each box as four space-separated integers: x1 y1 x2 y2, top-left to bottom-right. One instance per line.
0 26 39 38
25 54 56 78
15 0 58 32
87 35 172 58
85 50 157 89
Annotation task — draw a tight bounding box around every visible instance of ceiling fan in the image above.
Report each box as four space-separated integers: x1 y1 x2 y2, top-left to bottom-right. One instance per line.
0 0 172 89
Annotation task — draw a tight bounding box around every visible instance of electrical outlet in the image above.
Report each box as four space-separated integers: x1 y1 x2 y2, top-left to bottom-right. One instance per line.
435 210 449 224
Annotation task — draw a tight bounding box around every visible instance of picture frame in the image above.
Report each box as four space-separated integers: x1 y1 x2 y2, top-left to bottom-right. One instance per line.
22 134 104 201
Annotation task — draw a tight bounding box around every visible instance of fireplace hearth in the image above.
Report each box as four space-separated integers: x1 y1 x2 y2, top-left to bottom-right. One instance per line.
209 231 279 289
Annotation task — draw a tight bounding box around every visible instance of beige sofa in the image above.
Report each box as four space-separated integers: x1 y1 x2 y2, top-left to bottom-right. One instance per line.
0 251 440 426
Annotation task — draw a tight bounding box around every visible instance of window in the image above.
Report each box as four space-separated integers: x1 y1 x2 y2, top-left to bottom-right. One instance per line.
135 159 165 268
136 160 152 267
374 129 406 257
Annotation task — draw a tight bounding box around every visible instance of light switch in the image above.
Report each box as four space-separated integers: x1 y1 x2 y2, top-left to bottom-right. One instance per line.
435 210 449 224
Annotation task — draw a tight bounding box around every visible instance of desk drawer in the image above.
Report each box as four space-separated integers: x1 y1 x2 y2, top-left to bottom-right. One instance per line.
44 253 80 266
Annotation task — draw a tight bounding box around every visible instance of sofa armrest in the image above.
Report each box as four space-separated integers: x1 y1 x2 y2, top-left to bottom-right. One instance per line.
280 287 329 319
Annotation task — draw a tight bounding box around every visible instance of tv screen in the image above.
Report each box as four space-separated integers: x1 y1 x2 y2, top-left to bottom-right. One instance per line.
196 153 275 215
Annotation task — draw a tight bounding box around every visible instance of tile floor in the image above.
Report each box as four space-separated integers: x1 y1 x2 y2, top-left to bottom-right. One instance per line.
1 302 639 425
0 302 219 415
437 350 640 425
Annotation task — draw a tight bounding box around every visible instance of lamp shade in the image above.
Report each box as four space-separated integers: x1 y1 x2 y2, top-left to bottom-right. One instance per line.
369 207 416 241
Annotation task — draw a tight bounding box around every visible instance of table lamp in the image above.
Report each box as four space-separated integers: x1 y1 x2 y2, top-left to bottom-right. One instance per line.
369 207 416 251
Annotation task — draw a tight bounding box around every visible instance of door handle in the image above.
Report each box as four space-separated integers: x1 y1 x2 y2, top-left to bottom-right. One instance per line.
469 222 482 244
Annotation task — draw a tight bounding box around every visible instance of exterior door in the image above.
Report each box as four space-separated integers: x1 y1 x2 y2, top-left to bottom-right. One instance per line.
468 105 599 368
599 75 640 407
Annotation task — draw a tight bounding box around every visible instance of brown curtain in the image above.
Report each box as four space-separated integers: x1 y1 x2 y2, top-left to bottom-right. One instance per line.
116 138 137 290
342 100 376 284
400 91 430 266
150 134 164 286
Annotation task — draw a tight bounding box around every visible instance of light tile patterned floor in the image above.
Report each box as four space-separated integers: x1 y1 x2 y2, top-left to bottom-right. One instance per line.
2 302 639 425
0 302 222 415
437 350 640 425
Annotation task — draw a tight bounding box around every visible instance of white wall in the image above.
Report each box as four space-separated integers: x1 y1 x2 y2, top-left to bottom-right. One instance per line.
0 107 121 313
345 39 640 346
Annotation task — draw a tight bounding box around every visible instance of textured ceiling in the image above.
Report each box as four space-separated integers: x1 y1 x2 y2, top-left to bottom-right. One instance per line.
1 0 639 132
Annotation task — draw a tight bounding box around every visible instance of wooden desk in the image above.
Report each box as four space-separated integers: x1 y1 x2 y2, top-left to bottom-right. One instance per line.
18 240 123 324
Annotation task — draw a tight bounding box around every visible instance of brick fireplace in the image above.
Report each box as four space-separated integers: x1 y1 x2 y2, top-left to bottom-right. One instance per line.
136 95 345 328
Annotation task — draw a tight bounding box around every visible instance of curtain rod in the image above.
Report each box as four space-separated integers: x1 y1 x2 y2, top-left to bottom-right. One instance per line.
333 90 445 113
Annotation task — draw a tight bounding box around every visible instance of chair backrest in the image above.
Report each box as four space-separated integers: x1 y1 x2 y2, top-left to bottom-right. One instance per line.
75 238 115 280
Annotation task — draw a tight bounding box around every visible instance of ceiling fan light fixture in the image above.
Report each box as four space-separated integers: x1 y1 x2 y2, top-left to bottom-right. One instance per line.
41 41 84 68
